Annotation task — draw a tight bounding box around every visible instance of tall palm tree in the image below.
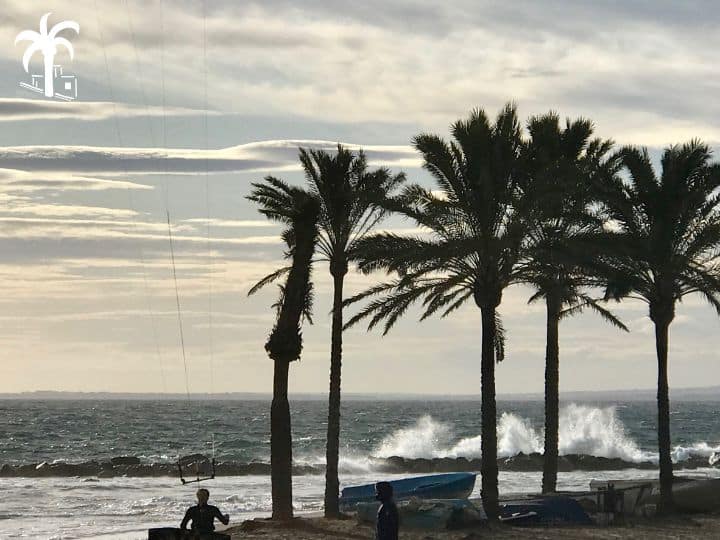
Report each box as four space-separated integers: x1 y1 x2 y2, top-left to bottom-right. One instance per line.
594 141 720 512
299 146 405 518
521 113 628 493
251 145 405 517
345 104 536 519
15 12 79 97
247 178 320 521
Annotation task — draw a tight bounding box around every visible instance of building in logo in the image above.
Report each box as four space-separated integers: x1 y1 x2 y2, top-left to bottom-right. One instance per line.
15 12 80 101
21 65 78 101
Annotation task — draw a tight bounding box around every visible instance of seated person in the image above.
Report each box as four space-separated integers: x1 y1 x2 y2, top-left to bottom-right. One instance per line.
180 488 229 535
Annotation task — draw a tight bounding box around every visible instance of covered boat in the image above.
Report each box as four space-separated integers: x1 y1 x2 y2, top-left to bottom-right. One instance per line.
499 496 593 525
340 472 476 508
590 476 720 514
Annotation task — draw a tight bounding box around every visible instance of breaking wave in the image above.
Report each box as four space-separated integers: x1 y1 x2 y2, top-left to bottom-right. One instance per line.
373 404 720 464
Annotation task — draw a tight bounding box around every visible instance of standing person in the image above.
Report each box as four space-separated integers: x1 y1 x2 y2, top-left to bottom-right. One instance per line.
375 481 399 540
180 488 230 535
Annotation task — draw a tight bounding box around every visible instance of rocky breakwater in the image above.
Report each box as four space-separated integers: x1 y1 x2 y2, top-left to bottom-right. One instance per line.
1 453 717 477
370 453 717 473
0 456 324 478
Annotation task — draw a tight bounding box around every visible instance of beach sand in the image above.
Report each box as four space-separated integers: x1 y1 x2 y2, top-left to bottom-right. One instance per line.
226 513 720 539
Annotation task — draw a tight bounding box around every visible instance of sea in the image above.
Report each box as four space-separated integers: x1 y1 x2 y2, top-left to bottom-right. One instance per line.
2 399 720 539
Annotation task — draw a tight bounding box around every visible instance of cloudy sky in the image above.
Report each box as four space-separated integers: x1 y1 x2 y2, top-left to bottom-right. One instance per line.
1 0 719 396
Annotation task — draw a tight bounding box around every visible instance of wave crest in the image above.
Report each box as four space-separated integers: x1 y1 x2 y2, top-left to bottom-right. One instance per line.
371 404 718 464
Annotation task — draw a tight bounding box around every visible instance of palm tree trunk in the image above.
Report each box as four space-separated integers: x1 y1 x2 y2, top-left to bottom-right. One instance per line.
43 55 55 97
542 296 561 494
655 318 674 513
271 359 293 520
480 305 499 520
324 272 344 518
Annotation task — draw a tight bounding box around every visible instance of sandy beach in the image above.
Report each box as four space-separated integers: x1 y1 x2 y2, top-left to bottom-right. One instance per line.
226 514 720 539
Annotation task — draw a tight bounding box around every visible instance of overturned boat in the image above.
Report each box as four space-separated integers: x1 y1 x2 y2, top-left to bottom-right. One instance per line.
590 476 720 514
340 472 476 508
500 495 593 525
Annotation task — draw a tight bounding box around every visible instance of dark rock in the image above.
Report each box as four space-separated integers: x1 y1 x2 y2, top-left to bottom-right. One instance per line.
292 464 318 475
75 461 102 476
245 462 272 475
556 456 574 472
500 452 543 471
122 464 154 476
434 457 462 472
111 456 141 466
150 463 174 476
17 463 39 476
376 456 406 473
411 458 432 472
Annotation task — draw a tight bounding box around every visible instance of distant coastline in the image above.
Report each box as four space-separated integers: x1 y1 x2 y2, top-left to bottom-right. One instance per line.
2 386 719 401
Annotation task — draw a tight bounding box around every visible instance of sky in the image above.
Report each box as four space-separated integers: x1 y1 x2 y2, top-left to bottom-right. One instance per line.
1 0 719 395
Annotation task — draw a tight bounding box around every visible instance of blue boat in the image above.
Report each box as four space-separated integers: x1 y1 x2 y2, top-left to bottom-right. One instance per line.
340 472 477 508
500 496 592 525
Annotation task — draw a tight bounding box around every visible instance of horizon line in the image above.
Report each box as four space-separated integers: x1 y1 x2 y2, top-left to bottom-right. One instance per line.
2 385 719 400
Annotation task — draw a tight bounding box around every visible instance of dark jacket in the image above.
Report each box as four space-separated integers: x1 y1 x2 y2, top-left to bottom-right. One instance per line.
376 500 399 540
180 503 227 534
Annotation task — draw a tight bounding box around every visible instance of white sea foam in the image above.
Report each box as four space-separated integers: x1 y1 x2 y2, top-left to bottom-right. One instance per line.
371 404 717 464
557 404 653 462
373 415 454 459
672 442 720 463
441 413 542 458
293 452 377 474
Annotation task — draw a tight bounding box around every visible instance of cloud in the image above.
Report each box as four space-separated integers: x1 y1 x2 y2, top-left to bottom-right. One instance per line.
0 139 420 175
0 98 219 122
3 1 719 145
184 218 279 228
3 1 720 394
0 168 151 192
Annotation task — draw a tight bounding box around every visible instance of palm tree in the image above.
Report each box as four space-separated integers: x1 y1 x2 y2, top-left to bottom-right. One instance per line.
345 104 535 519
301 146 404 518
251 145 405 517
521 113 628 493
15 12 79 97
594 141 720 512
247 178 320 520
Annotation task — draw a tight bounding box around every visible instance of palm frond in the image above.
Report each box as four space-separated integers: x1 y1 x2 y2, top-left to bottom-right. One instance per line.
559 295 629 331
247 266 292 297
495 313 506 363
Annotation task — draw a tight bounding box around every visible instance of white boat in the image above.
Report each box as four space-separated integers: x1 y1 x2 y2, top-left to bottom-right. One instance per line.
590 476 720 514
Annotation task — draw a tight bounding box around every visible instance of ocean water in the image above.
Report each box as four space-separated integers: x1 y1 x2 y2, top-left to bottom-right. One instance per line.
1 399 720 539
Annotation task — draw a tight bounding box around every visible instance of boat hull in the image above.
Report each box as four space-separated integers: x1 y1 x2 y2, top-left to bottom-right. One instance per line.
590 477 720 514
340 472 477 508
499 496 593 525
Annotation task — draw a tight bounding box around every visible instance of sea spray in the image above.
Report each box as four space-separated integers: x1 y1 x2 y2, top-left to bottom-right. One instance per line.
371 404 676 462
373 415 454 459
672 442 720 463
445 413 542 458
498 413 543 457
557 404 653 462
